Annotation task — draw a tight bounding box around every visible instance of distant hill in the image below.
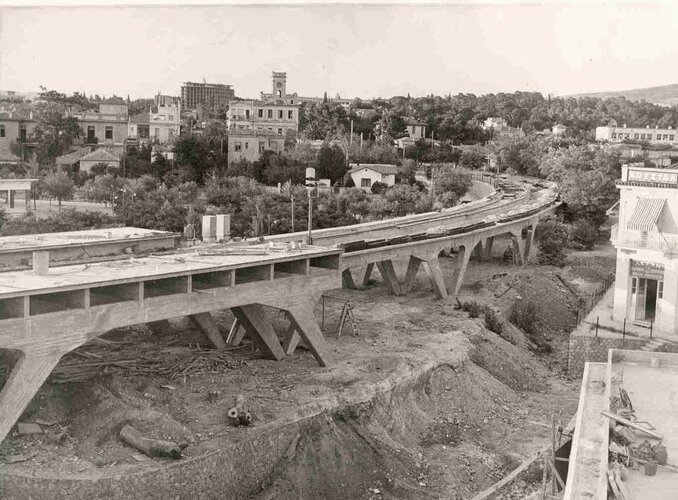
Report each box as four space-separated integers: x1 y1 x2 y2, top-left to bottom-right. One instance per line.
573 84 678 107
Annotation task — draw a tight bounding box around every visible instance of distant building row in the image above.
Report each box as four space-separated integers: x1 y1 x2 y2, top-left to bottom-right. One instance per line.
596 125 678 145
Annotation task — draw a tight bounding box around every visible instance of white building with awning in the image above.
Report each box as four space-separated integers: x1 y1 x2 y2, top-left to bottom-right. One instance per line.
611 164 678 335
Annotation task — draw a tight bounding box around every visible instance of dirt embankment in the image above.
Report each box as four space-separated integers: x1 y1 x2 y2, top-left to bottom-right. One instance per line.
0 242 613 499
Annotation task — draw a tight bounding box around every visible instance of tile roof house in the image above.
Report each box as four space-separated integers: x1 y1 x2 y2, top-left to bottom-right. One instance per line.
348 163 399 191
56 148 92 168
79 149 121 174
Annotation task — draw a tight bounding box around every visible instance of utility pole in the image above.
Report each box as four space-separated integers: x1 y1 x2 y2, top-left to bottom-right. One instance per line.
305 167 317 245
291 195 295 232
350 120 354 146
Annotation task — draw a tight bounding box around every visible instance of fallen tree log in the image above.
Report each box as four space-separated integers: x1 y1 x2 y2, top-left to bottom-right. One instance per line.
120 424 182 459
227 394 252 426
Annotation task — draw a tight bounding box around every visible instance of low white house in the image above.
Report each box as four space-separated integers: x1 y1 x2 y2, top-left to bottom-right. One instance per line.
348 163 399 191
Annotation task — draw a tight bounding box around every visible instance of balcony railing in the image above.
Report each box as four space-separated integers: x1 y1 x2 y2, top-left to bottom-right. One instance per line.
611 224 678 252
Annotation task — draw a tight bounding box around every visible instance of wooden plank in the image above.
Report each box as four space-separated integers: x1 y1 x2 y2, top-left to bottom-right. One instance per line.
189 312 226 349
286 304 331 367
601 410 664 439
231 305 285 361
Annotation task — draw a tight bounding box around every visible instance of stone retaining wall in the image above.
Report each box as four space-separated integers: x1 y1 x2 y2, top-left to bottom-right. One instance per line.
567 333 647 378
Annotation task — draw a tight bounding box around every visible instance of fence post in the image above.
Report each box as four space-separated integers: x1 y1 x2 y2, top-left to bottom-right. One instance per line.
596 316 599 337
623 318 626 340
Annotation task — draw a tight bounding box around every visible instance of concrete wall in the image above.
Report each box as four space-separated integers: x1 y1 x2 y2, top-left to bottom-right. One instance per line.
568 331 648 377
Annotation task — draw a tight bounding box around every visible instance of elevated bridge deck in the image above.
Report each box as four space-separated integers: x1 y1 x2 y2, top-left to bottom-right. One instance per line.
0 244 341 445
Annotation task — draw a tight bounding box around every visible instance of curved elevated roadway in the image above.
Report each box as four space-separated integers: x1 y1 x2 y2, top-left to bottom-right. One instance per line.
266 174 560 299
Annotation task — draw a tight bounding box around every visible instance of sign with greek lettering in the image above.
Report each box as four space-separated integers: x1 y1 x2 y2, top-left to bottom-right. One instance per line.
628 169 678 185
630 260 665 280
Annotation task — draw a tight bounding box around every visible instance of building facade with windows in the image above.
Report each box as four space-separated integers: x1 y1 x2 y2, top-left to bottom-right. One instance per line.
227 72 300 162
0 109 36 154
227 129 285 163
406 119 426 140
260 72 352 108
181 82 234 110
596 125 678 146
348 163 399 191
611 163 678 336
227 100 299 135
128 94 181 147
70 98 129 146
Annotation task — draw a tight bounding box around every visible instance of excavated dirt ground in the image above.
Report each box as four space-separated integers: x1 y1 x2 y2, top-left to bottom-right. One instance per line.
0 238 615 499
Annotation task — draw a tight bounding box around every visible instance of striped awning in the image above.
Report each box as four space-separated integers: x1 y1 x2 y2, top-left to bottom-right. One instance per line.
627 198 666 231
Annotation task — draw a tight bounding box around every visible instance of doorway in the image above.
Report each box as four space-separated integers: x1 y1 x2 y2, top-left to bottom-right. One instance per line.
632 277 661 322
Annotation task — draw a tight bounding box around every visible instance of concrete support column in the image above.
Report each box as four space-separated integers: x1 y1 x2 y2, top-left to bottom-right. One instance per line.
188 312 226 349
342 269 357 289
451 244 473 296
0 353 62 449
400 256 422 294
231 305 285 361
510 230 525 266
285 303 331 367
482 237 494 261
422 257 448 299
524 223 538 261
362 263 375 286
376 260 402 295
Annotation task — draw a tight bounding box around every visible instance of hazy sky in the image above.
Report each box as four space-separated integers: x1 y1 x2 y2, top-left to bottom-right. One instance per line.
3 2 678 100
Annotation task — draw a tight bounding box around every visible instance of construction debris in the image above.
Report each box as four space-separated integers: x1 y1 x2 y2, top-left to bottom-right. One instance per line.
119 424 182 459
51 342 250 383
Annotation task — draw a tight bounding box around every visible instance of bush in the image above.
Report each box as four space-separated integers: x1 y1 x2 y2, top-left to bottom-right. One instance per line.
535 220 568 266
483 308 503 335
0 209 120 236
568 219 598 250
371 181 388 194
509 299 539 335
460 300 484 318
460 300 503 335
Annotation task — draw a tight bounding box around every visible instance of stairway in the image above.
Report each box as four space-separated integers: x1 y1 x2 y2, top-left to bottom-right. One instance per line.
641 338 670 352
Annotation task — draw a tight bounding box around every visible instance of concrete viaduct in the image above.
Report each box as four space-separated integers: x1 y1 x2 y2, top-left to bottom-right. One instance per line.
0 175 558 445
